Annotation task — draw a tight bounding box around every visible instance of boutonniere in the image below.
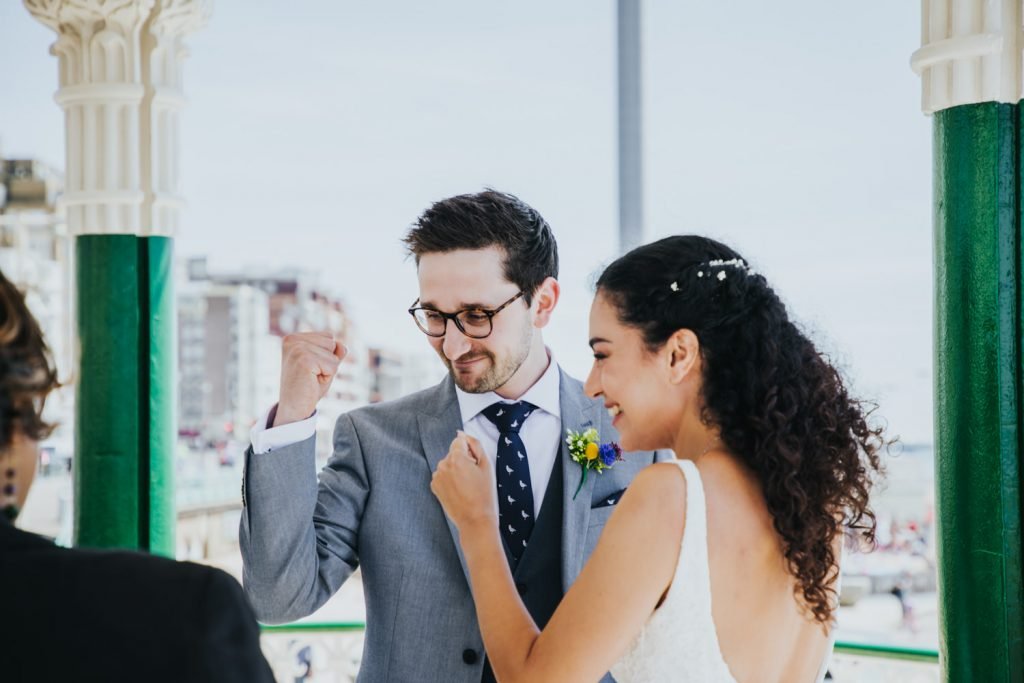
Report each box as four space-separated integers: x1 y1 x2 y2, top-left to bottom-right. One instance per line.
566 427 623 500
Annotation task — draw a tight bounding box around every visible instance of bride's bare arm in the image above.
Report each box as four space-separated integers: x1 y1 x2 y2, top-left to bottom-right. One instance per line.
433 437 686 683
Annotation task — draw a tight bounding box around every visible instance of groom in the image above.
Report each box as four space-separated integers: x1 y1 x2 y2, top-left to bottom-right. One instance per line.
240 190 669 682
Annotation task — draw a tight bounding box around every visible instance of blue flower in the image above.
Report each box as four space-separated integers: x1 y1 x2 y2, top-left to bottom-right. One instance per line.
599 443 619 467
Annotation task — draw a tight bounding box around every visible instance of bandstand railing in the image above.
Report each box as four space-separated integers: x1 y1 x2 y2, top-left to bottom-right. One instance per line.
258 622 941 682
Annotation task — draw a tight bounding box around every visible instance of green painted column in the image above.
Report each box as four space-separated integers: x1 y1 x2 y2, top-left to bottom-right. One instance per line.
146 237 176 556
27 0 209 559
75 236 175 556
933 101 1024 681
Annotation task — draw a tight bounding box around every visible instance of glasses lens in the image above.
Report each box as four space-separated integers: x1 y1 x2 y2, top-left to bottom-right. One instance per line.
456 309 493 339
413 309 447 336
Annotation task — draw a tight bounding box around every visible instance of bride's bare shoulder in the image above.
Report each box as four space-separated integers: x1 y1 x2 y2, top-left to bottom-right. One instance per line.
617 461 688 525
634 460 689 495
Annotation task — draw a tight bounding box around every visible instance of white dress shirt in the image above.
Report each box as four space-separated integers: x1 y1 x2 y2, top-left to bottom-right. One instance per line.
453 353 561 519
250 352 563 519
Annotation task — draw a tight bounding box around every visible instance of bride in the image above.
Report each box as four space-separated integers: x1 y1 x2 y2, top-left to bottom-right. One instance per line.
431 235 886 682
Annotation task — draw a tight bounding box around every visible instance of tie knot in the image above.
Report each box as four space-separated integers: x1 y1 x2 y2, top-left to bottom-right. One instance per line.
481 401 536 434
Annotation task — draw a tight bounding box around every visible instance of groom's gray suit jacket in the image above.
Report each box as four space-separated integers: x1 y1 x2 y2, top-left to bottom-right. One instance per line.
240 368 669 682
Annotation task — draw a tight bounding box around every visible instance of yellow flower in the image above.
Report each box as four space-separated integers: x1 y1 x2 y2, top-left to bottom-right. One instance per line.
585 442 599 461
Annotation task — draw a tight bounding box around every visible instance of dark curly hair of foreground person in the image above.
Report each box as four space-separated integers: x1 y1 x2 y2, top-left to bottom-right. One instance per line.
0 268 60 451
596 235 887 626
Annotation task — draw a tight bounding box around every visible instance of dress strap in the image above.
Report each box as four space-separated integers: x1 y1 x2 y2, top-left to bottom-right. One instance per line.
675 459 707 553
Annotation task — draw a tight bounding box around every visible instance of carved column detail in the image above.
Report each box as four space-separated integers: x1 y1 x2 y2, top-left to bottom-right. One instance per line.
25 0 210 235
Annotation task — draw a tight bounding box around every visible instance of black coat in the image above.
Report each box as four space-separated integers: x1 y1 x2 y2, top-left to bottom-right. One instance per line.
0 517 275 682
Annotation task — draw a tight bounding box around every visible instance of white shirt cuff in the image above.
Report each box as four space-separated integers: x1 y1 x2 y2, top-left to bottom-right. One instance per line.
250 404 318 455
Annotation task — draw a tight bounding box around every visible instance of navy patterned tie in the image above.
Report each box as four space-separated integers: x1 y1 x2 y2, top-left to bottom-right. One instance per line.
481 401 537 566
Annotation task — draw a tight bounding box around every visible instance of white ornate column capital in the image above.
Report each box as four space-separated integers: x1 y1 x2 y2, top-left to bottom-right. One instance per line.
146 0 211 236
150 0 211 39
911 0 1023 115
24 0 156 34
23 0 210 236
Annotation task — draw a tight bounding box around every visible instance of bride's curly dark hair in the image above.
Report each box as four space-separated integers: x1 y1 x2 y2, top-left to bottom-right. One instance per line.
596 235 886 625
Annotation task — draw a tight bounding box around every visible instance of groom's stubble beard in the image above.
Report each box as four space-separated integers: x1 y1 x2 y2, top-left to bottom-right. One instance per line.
441 319 534 394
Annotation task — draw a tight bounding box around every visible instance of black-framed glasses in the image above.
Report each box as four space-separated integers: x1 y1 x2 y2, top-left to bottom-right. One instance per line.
408 291 525 339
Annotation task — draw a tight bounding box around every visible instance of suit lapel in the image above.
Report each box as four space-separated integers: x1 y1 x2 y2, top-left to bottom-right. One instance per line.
416 377 477 584
417 376 462 474
558 369 601 591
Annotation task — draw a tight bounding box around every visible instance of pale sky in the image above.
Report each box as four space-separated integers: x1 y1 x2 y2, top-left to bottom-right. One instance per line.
0 2 932 441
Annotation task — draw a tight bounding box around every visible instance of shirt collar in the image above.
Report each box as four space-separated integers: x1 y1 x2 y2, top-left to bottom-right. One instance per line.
455 349 562 425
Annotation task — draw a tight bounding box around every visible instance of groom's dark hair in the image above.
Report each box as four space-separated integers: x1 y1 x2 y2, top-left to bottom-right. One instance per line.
403 189 559 305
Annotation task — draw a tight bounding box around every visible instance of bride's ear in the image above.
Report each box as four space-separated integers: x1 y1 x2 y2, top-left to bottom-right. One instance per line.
666 329 700 384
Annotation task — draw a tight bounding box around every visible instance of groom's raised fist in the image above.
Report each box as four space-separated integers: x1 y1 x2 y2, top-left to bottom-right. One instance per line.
274 332 347 427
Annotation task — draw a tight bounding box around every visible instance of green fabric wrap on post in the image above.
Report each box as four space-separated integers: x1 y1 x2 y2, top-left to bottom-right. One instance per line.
933 102 1024 682
75 235 175 557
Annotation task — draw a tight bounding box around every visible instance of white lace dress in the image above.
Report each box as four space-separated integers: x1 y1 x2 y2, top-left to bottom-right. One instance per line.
609 459 836 683
610 459 737 682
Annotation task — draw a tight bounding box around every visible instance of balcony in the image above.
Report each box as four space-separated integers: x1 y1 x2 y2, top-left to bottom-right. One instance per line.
258 622 940 683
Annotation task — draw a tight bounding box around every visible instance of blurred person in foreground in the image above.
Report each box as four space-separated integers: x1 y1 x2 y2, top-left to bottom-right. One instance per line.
0 269 274 683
